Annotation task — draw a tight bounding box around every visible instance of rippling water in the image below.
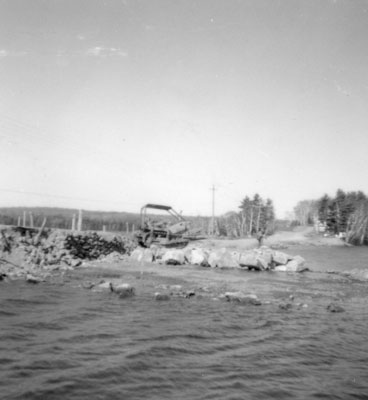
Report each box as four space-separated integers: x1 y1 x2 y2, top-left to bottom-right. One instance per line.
1 246 368 400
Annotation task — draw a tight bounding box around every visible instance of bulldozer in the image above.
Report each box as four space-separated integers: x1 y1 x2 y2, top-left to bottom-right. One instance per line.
134 204 201 248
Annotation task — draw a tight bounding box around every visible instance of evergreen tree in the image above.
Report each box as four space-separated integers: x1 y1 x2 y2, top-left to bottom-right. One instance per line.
318 194 330 224
239 194 275 236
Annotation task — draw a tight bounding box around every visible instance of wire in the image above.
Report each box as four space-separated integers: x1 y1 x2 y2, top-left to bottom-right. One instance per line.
0 188 140 208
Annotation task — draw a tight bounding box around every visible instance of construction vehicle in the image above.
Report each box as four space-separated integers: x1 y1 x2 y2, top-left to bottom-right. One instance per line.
134 204 199 248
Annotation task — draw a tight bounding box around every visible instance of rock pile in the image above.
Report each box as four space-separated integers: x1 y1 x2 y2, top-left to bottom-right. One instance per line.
64 232 129 259
0 227 135 280
129 245 308 272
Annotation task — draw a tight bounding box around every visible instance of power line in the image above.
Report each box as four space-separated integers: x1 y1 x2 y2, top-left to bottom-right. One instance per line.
0 188 140 208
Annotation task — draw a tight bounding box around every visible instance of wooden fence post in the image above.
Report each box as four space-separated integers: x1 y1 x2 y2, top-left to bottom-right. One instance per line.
23 211 26 227
77 209 82 231
71 214 76 231
29 212 34 228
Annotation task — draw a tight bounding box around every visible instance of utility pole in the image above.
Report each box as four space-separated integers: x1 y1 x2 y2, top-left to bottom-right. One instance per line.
211 184 216 236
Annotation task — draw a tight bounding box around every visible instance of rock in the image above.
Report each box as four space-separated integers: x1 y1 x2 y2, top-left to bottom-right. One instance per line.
275 255 308 272
101 251 126 262
111 282 135 298
169 284 182 291
129 248 154 263
230 251 241 261
279 302 293 310
327 303 345 313
130 248 144 262
186 248 209 266
81 281 95 289
292 255 306 265
341 269 368 281
70 259 82 268
256 255 269 270
272 251 290 266
274 265 287 272
285 256 307 272
238 251 270 270
162 249 185 265
154 292 170 301
93 281 112 291
153 247 168 263
26 274 43 284
238 252 258 268
170 289 196 298
142 249 154 263
208 249 239 268
257 249 273 267
222 292 261 305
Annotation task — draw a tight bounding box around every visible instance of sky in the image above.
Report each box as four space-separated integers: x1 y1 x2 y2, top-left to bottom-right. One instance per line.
1 0 368 218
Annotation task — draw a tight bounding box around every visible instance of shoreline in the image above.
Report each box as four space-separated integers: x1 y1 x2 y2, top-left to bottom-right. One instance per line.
0 225 355 294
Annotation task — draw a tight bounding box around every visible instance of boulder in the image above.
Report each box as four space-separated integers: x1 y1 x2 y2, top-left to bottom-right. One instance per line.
286 255 307 272
222 292 261 305
238 252 258 268
70 259 82 268
272 251 290 266
238 251 269 270
101 251 126 262
279 302 293 310
275 255 307 272
111 283 135 298
81 281 95 289
229 251 240 262
274 265 287 272
327 302 345 313
208 249 239 268
26 274 43 284
162 249 185 265
149 245 160 260
154 292 170 301
93 281 112 291
130 248 144 262
256 249 273 266
341 269 368 281
187 248 209 266
130 247 155 263
142 249 154 263
256 255 269 270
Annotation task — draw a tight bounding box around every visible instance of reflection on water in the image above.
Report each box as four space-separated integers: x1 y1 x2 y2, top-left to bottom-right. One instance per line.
1 246 368 400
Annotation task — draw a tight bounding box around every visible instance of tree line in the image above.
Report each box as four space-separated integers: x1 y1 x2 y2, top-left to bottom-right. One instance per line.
0 207 141 232
0 194 276 239
293 189 368 245
212 194 276 238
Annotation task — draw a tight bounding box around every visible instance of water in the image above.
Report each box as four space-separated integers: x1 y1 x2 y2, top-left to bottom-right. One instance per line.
1 246 368 400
